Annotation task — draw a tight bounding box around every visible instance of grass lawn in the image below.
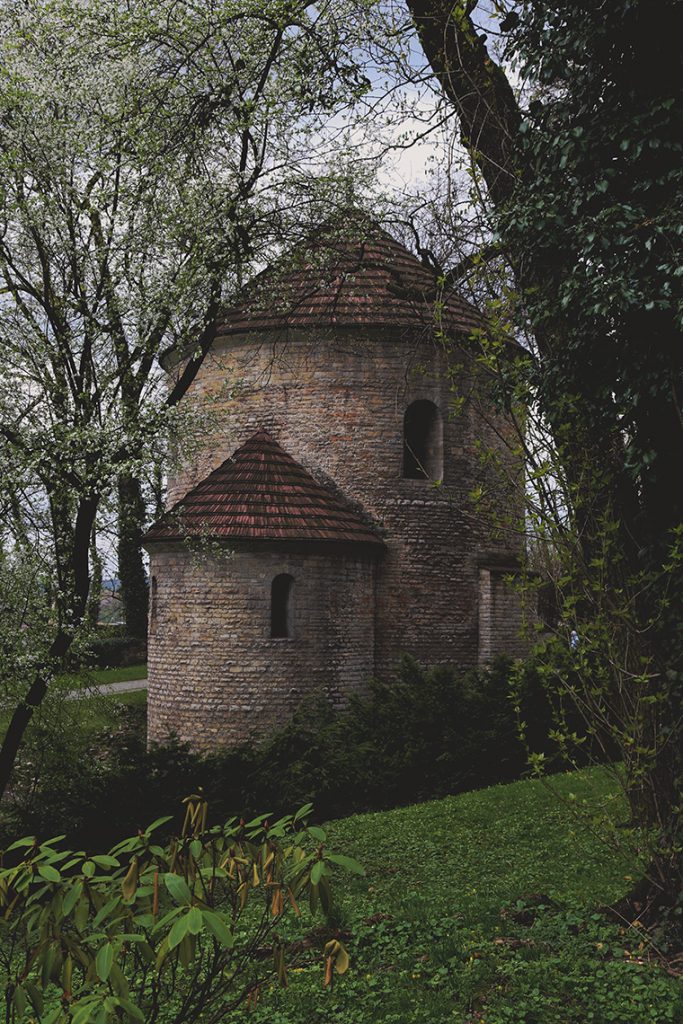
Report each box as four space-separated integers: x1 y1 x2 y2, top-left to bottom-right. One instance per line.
0 663 147 743
88 663 147 684
224 768 682 1024
0 684 146 742
59 686 147 735
56 662 148 689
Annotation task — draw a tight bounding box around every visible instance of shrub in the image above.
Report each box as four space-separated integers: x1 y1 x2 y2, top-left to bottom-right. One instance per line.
87 632 147 669
66 625 147 669
240 656 552 818
3 657 562 851
0 797 361 1024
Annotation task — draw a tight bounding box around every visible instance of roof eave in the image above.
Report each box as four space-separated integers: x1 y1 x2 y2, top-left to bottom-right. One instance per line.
143 533 385 554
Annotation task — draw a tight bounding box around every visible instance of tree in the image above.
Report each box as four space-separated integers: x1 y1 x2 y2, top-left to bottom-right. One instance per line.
404 0 683 933
0 0 377 800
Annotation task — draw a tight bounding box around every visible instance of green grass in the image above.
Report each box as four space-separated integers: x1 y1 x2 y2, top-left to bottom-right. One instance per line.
63 687 147 734
63 688 147 733
113 688 147 709
0 663 147 737
223 769 682 1024
56 662 147 689
1 665 147 735
328 766 633 919
0 684 146 743
90 662 147 684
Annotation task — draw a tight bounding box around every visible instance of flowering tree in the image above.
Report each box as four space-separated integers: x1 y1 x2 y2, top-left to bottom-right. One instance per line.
0 0 378 798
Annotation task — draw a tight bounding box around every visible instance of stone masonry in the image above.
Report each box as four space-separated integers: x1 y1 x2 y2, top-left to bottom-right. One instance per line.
144 220 528 751
147 544 377 749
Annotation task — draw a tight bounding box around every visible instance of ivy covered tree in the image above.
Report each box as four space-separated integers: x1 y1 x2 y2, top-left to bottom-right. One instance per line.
406 0 683 933
0 0 377 798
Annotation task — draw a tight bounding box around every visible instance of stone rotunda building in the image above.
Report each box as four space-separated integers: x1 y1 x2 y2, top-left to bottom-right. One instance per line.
144 219 527 751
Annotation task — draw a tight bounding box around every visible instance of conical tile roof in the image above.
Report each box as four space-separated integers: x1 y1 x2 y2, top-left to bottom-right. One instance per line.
144 430 384 547
216 218 485 337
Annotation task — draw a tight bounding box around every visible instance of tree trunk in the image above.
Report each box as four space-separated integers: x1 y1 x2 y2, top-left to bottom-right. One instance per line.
0 495 98 802
407 0 523 207
117 473 149 640
86 528 103 630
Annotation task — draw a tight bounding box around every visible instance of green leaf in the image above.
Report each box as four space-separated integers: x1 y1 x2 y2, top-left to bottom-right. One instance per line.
168 913 191 949
164 873 192 905
41 1008 63 1024
151 905 182 933
145 816 174 833
40 944 56 987
91 854 121 868
63 880 84 916
319 874 331 914
155 937 170 970
309 882 319 915
294 802 314 821
38 863 61 883
96 942 114 982
187 906 203 935
202 910 234 948
72 1000 100 1024
75 896 89 932
5 837 36 852
311 861 326 885
138 941 155 963
325 854 365 876
116 997 146 1022
133 913 155 930
109 961 130 999
93 896 121 928
245 813 272 828
178 933 194 968
24 980 43 1016
12 984 27 1016
306 826 326 842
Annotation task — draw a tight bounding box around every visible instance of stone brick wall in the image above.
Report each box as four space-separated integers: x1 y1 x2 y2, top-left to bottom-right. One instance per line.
477 567 530 666
147 541 377 750
164 325 525 683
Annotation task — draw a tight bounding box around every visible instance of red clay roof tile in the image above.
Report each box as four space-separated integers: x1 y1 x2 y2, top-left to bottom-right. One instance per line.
144 430 384 548
217 221 485 337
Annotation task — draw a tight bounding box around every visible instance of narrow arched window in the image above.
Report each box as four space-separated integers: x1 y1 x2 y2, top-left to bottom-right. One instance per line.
271 574 294 638
403 400 443 479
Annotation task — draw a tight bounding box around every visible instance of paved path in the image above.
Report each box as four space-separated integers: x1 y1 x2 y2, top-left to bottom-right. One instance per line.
67 678 148 699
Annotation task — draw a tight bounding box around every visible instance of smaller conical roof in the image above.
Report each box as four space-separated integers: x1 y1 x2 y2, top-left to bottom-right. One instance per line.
144 430 384 548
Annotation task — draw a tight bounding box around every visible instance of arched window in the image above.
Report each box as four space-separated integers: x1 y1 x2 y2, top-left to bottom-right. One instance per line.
402 400 443 480
271 574 294 638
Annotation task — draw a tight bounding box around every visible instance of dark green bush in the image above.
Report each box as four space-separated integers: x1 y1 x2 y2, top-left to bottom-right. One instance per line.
87 632 147 668
66 624 147 669
237 654 558 815
3 657 561 851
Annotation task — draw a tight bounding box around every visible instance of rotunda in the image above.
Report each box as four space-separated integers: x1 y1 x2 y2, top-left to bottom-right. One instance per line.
144 218 526 750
